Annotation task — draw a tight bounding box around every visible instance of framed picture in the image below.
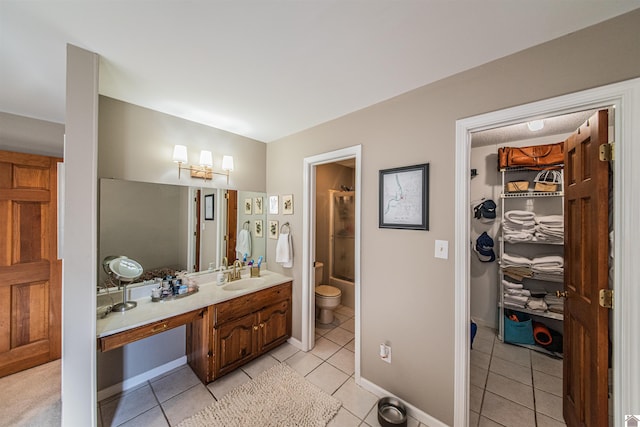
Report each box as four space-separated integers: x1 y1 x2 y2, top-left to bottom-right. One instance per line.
204 194 214 220
379 163 429 230
282 194 293 215
254 197 263 214
269 195 279 214
254 220 263 237
268 220 278 239
244 198 252 215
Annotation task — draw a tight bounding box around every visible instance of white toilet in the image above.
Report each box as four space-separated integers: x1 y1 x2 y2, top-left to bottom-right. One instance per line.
314 262 342 324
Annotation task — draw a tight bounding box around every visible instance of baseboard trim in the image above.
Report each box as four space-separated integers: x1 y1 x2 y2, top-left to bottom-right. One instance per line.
358 377 448 427
287 336 303 350
97 356 187 402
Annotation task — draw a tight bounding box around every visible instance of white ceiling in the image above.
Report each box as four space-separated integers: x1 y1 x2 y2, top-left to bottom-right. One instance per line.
1 1 638 143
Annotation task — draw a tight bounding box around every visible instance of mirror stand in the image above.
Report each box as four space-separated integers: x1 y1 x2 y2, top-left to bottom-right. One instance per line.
112 280 137 312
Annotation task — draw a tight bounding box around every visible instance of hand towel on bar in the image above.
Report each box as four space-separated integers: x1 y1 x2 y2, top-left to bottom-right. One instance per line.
276 232 293 268
236 229 252 258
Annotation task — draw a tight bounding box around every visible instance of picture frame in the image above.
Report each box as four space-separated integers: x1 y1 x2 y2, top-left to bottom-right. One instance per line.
268 220 278 239
379 163 429 230
244 198 252 215
282 194 293 215
254 196 263 215
269 195 279 214
204 194 214 220
254 220 263 237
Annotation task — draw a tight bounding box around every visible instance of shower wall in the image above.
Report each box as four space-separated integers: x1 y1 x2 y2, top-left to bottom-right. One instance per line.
316 163 355 307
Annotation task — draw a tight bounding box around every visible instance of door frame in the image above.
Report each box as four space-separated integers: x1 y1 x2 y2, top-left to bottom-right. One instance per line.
301 145 361 379
453 78 640 426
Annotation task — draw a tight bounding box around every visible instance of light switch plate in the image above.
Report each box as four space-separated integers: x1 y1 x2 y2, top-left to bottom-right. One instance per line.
435 240 449 259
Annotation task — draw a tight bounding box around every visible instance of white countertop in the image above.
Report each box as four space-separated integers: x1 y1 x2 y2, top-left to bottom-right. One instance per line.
96 269 291 338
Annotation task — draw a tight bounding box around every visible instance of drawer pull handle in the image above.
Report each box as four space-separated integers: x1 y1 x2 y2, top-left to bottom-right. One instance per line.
253 325 259 331
152 323 168 333
259 323 265 328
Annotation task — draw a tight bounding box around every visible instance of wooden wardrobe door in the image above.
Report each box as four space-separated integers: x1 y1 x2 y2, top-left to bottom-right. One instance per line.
0 150 62 377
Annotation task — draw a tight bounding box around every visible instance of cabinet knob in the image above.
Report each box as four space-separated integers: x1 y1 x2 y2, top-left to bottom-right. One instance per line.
253 325 259 331
259 323 265 328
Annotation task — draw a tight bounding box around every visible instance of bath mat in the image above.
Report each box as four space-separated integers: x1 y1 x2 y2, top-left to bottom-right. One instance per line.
177 363 341 427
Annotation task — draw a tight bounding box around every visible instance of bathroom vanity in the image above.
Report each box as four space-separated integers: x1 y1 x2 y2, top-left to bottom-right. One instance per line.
96 270 292 384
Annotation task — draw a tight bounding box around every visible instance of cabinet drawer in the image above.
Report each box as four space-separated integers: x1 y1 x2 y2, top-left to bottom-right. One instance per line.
214 281 291 326
99 308 203 352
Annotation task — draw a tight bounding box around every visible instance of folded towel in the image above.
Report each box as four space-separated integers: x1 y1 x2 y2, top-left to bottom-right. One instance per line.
504 294 529 304
526 298 548 311
504 210 535 223
276 232 293 268
502 280 523 290
535 215 564 227
235 229 251 258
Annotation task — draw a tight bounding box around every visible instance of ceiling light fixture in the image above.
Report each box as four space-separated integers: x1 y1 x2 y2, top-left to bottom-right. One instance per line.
172 144 233 184
527 120 545 132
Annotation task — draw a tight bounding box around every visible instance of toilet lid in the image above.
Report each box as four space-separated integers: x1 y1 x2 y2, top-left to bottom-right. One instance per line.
315 285 341 297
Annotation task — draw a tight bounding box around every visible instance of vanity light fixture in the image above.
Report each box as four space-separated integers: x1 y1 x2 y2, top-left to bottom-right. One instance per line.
527 119 545 132
172 144 233 184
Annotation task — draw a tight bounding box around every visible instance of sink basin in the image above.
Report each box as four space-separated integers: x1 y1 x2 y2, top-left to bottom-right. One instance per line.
223 277 265 291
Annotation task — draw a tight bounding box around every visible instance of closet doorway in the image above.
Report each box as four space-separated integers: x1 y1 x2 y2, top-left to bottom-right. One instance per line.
455 78 640 427
468 108 611 426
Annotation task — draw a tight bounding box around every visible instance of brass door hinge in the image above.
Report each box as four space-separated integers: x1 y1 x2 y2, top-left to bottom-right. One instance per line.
224 191 229 199
599 143 614 162
599 289 613 309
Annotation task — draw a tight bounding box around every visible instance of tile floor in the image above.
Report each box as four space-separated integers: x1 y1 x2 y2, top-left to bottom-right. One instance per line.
97 305 426 427
470 325 566 427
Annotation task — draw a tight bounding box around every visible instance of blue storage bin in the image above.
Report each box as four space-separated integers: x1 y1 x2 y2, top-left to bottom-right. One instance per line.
504 312 535 345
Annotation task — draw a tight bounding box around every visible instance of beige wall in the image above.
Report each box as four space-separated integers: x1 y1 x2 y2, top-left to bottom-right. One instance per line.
0 112 64 157
266 10 640 424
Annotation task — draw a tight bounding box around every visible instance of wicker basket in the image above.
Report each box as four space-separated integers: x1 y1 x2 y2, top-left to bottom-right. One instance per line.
506 181 530 192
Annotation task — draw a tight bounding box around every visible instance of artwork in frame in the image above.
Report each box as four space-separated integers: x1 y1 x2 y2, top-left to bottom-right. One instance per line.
282 194 293 215
379 163 429 230
244 198 252 215
254 220 263 238
268 220 278 239
254 197 263 215
204 194 214 220
269 195 279 214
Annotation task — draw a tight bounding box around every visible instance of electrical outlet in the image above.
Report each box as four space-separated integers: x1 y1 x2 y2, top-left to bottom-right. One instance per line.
435 240 449 259
380 344 392 363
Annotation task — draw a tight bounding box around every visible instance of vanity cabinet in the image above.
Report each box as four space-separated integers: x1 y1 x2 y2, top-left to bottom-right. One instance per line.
186 281 292 383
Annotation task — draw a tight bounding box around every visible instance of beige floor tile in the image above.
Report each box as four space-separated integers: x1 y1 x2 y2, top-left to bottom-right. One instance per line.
492 341 531 368
311 337 342 360
161 385 214 426
336 305 355 317
333 378 378 419
531 352 563 378
316 325 332 336
269 341 300 362
537 412 567 426
206 368 251 400
473 336 494 355
469 410 480 427
470 365 488 388
533 369 562 397
475 326 497 341
306 362 349 395
471 349 491 370
481 391 535 427
478 416 504 427
325 327 355 346
150 365 201 403
485 372 534 409
535 388 564 422
489 356 532 386
284 351 324 376
328 347 355 375
100 384 158 427
240 354 279 378
470 384 484 413
327 407 361 427
333 312 350 326
117 406 168 427
340 318 356 333
344 338 356 352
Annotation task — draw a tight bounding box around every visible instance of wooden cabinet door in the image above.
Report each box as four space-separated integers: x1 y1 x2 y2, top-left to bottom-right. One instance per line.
0 150 62 377
215 313 256 377
257 299 291 352
185 307 212 383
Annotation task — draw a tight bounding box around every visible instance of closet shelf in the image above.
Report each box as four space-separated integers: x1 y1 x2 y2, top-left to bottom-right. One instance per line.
500 191 563 199
499 238 564 246
498 303 564 321
499 268 565 283
499 165 564 173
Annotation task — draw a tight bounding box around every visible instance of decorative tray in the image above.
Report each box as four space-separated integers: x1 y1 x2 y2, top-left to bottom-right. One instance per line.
151 288 198 302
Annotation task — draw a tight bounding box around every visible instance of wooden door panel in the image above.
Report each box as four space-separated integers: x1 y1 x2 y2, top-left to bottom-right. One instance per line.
258 300 290 351
0 150 61 377
215 313 256 376
563 110 609 427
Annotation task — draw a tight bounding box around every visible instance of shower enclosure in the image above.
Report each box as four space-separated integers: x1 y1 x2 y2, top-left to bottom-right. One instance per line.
329 190 355 290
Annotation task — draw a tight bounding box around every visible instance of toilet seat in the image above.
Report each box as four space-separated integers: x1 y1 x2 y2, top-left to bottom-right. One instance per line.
315 285 341 297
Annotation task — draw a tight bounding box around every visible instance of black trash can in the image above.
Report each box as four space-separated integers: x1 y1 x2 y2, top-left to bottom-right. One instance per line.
377 397 407 427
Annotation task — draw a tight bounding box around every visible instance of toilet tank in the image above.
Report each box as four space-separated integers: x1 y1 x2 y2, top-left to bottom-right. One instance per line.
314 262 324 286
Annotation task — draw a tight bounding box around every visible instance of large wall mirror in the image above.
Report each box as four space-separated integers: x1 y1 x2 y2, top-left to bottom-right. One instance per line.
98 178 267 287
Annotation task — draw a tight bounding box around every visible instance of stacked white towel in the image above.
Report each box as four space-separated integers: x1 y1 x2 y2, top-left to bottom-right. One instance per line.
531 255 564 274
544 294 565 314
503 210 536 242
534 215 564 243
500 253 531 268
526 297 548 311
